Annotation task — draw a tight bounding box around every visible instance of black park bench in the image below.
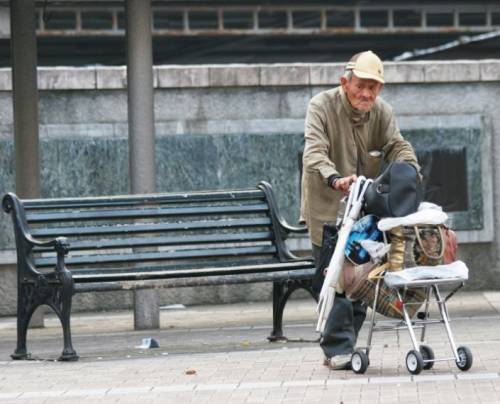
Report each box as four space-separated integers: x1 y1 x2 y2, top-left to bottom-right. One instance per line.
2 181 316 361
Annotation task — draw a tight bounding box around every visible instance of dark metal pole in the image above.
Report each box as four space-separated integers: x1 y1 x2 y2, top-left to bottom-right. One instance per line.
10 0 44 328
126 0 158 330
10 0 40 198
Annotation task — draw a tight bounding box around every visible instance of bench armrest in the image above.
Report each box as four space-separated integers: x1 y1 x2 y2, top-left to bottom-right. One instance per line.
3 193 69 273
26 235 70 274
27 234 70 260
257 182 308 239
257 182 311 261
279 221 308 235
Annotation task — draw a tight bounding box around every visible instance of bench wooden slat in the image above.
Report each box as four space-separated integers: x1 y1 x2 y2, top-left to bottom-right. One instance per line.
69 257 275 275
30 217 272 238
33 231 274 252
71 260 314 283
26 203 269 223
23 189 264 210
35 245 277 267
75 268 316 292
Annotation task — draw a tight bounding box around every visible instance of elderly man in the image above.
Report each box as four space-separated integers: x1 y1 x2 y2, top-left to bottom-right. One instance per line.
300 50 419 370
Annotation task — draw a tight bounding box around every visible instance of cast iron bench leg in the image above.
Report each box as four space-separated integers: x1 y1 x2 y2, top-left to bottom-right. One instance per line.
268 281 288 341
11 284 35 360
268 279 318 342
12 275 78 361
54 272 78 361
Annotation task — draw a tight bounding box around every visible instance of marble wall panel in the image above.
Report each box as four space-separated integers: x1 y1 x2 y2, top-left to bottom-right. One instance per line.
1 126 485 248
0 133 304 249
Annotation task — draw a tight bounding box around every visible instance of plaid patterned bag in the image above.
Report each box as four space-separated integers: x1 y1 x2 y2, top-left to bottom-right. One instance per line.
348 264 426 319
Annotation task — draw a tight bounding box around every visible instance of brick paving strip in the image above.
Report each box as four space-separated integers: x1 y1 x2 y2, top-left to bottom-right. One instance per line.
0 343 498 401
0 372 497 400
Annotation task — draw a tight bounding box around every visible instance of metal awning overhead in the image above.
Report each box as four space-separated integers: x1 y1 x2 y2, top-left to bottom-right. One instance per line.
1 1 500 40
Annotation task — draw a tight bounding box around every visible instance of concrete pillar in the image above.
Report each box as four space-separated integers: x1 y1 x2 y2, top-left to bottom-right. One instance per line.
125 0 159 330
10 0 44 328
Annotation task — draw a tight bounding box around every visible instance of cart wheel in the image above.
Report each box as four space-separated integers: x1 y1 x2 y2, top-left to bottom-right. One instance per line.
351 350 369 374
406 350 424 375
419 345 435 370
456 346 473 371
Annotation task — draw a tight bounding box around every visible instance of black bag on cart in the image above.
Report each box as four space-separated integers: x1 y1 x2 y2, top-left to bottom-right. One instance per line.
364 161 423 218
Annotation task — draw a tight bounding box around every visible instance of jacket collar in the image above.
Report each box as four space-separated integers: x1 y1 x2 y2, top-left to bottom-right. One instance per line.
339 87 370 127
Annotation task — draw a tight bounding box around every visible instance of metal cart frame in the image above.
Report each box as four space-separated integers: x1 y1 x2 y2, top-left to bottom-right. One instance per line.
350 276 473 375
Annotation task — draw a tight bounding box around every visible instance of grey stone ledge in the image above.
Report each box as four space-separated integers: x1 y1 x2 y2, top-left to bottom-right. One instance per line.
260 64 310 86
96 67 127 89
423 60 480 83
0 69 11 91
208 64 260 87
384 61 425 83
479 60 500 81
157 65 209 88
1 61 499 92
38 67 96 90
309 64 344 86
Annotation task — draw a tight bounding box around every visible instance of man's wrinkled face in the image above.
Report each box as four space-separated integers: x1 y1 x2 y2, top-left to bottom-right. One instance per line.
341 74 383 112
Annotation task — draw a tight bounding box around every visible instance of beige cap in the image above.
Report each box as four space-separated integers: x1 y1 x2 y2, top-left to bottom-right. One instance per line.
345 50 384 84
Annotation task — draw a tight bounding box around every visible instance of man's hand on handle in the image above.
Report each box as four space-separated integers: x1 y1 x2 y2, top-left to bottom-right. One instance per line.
332 175 358 194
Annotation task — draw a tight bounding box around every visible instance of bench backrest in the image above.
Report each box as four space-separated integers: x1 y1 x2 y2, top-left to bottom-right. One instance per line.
4 183 299 282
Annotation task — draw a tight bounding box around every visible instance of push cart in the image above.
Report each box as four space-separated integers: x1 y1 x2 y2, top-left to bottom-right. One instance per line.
350 263 473 375
315 175 473 375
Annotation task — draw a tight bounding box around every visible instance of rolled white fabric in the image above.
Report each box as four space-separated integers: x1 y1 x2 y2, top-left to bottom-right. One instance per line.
377 208 448 231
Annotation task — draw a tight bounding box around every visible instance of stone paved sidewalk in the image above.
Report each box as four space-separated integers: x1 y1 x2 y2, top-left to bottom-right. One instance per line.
0 291 498 403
